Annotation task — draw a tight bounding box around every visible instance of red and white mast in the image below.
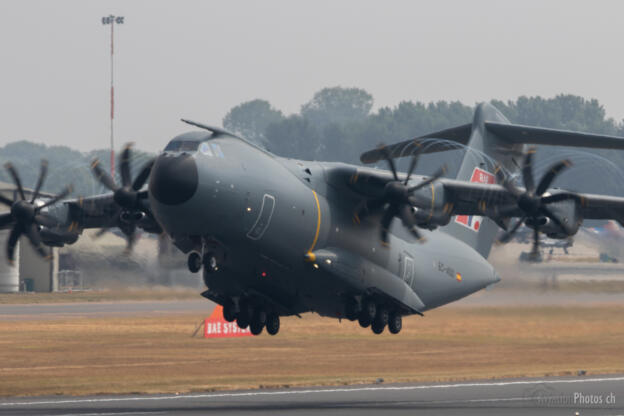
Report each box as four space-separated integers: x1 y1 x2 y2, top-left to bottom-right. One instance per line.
102 15 124 178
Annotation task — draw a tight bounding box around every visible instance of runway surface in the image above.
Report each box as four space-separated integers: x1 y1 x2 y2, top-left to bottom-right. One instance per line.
1 375 623 416
0 300 212 320
2 289 624 321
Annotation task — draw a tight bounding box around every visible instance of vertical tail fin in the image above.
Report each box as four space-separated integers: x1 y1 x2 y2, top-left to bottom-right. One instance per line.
440 103 522 258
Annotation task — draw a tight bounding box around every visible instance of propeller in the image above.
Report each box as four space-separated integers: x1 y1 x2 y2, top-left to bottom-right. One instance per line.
0 160 72 263
494 147 580 259
354 144 446 245
90 143 154 251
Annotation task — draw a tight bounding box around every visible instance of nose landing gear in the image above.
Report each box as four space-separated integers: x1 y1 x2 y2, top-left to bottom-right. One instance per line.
189 251 221 274
188 237 226 275
203 252 219 273
187 252 202 273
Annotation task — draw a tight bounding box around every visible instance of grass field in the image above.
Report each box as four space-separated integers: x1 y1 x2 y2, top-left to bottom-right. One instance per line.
1 304 623 397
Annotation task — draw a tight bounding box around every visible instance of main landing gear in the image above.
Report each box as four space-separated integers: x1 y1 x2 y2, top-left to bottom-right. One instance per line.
187 251 220 274
349 297 402 335
224 299 281 336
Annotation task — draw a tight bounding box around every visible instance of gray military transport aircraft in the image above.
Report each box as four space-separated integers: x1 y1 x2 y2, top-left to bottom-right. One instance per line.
3 103 624 336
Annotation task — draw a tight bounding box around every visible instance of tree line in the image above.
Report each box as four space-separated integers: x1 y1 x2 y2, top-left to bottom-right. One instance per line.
224 88 624 195
1 88 623 197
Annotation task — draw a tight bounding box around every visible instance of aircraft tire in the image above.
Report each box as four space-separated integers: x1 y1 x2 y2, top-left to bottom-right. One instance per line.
266 314 280 335
358 315 371 328
345 298 360 321
187 252 202 273
250 320 264 335
223 301 236 322
236 317 249 329
363 299 376 320
236 301 253 329
252 308 267 326
375 307 389 327
388 313 402 334
203 252 219 273
371 320 385 334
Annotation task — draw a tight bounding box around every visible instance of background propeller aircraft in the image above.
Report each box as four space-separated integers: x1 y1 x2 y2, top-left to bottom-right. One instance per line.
5 102 624 336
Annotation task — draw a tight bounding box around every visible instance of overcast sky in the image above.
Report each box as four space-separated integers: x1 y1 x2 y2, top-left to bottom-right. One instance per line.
1 0 623 152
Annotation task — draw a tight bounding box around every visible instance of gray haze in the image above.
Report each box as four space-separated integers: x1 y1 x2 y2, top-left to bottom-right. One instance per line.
1 0 623 153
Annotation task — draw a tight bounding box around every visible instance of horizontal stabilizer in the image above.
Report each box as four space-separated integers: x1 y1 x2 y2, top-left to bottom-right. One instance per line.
360 124 472 164
360 121 624 164
485 122 624 150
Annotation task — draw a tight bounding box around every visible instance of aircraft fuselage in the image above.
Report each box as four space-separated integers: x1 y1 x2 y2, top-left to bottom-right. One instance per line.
148 134 499 318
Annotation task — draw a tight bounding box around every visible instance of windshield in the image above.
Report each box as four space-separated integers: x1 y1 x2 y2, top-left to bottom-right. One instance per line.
164 140 200 152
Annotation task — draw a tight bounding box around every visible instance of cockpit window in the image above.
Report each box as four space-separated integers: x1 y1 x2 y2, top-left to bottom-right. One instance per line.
164 140 200 152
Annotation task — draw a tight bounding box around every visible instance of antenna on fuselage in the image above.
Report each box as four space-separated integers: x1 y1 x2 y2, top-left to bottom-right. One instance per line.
180 119 240 138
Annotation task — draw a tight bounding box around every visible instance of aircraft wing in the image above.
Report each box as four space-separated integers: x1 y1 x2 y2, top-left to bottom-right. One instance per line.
338 165 624 226
40 192 162 246
438 179 624 224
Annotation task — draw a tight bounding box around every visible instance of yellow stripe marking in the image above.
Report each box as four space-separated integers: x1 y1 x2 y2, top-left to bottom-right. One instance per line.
307 190 322 253
427 183 435 221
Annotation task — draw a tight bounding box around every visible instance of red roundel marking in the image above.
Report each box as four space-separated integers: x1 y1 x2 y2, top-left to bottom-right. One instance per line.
474 221 480 231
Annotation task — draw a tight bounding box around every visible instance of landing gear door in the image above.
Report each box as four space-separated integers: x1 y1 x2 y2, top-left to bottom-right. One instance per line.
401 253 415 288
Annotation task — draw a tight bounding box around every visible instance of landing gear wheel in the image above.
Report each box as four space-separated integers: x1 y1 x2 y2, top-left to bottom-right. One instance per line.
358 315 371 328
203 252 219 273
236 302 253 329
223 301 236 323
388 313 402 334
345 298 360 321
249 320 263 335
371 307 388 334
266 313 280 335
249 308 266 335
187 252 202 273
374 307 389 327
362 299 376 321
236 316 249 329
371 320 385 334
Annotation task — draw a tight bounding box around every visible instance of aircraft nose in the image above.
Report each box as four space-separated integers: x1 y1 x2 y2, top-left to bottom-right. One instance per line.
149 153 198 205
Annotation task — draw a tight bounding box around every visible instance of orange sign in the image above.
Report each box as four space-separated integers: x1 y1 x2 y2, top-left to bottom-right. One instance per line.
204 305 253 338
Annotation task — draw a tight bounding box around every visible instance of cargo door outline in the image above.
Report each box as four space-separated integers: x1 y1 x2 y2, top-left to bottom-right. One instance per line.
247 194 276 240
402 253 415 288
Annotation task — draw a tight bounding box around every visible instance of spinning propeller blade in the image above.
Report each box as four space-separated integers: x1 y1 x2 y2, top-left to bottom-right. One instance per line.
494 147 578 259
1 161 73 263
90 144 155 252
355 144 446 246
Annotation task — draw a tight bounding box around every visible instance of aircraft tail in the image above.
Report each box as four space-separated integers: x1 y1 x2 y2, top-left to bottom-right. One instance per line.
440 103 519 258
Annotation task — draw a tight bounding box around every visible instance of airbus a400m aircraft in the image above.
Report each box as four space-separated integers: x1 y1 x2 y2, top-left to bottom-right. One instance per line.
3 103 624 336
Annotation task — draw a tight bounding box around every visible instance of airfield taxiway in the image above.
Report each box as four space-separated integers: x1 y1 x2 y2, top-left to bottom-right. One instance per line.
1 376 623 415
3 290 624 321
0 299 210 320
